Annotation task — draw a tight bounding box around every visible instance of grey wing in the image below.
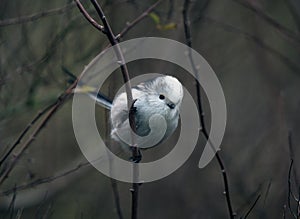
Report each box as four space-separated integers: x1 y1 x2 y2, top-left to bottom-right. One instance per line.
110 89 145 142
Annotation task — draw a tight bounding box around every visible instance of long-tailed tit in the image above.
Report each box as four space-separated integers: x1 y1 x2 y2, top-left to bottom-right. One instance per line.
79 75 183 151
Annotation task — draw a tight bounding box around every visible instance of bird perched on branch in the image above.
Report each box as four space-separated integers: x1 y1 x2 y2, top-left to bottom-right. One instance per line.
66 69 183 160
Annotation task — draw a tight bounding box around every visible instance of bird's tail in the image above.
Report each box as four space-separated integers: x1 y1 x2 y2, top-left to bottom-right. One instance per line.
62 66 113 110
86 90 113 110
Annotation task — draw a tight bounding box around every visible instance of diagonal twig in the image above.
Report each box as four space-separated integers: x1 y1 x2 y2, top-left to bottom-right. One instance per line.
0 80 78 186
0 102 57 167
74 0 105 33
232 0 300 45
117 0 163 39
0 2 76 27
200 16 300 74
243 194 261 219
284 0 300 31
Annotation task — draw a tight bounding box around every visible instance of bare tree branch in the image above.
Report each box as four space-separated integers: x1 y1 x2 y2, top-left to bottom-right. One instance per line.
284 0 300 31
0 161 89 196
232 0 300 46
0 102 57 167
117 0 163 39
283 205 287 219
74 0 105 33
15 208 23 219
0 80 77 186
288 160 297 219
0 0 162 207
243 194 261 219
110 178 124 219
182 1 235 218
0 2 76 27
287 132 299 219
75 0 147 218
200 16 300 74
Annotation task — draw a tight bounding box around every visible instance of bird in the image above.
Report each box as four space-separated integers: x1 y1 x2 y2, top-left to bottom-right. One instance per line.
70 72 184 161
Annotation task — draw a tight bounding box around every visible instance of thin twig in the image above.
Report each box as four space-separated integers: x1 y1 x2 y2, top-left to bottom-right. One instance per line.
297 187 300 217
0 81 77 186
0 161 88 196
76 1 140 218
107 143 124 219
34 192 49 219
283 205 287 219
8 186 16 219
287 131 299 218
117 0 163 39
284 0 300 31
0 16 84 183
288 132 300 189
0 0 158 207
0 153 117 197
41 203 53 219
89 0 134 104
200 16 300 74
263 180 272 207
232 0 300 45
110 178 124 219
74 0 105 33
15 208 23 219
243 194 261 219
0 2 76 27
167 0 175 21
288 160 297 219
0 102 57 167
182 0 235 218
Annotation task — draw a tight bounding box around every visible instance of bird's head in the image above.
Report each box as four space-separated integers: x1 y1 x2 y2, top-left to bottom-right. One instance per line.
139 75 183 113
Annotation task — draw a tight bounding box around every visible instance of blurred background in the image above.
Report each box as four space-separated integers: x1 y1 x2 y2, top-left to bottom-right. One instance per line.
1 0 300 218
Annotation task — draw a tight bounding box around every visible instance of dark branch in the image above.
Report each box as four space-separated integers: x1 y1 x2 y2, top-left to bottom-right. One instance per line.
76 1 141 218
243 194 261 219
0 2 76 27
284 0 300 31
0 102 57 167
110 178 124 219
74 0 105 33
0 80 77 186
288 160 297 219
182 1 235 218
232 0 300 45
0 161 89 196
118 0 163 39
200 16 300 74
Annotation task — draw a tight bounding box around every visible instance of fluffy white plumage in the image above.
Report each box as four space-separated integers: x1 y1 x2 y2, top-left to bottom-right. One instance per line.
110 76 183 149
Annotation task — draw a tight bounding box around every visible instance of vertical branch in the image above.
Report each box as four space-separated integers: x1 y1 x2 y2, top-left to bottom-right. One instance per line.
107 141 124 219
288 132 300 189
287 160 297 219
297 188 300 217
282 205 287 219
287 132 298 219
75 1 140 218
182 0 235 218
110 178 124 219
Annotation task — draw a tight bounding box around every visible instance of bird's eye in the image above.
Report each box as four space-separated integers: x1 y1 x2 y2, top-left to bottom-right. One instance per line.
159 94 165 100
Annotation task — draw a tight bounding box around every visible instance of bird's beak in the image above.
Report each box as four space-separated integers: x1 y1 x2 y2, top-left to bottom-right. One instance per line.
167 102 175 109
